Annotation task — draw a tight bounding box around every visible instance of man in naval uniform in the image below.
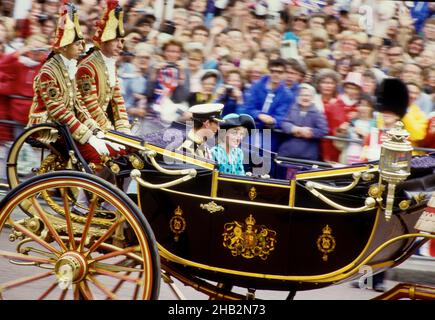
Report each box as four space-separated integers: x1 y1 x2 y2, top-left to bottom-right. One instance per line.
76 0 131 136
176 103 224 159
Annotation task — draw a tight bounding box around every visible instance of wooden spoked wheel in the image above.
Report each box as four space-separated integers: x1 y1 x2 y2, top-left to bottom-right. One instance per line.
0 171 160 300
7 124 65 190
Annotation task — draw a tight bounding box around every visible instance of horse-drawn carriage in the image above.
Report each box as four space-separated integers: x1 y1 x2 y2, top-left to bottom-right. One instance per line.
1 117 434 300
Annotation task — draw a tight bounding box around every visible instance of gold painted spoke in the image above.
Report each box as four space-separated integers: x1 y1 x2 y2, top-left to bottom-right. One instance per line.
79 195 98 253
73 285 80 300
78 281 94 300
8 218 60 255
59 288 68 300
31 196 69 252
110 271 132 295
133 273 142 300
87 275 118 300
21 245 57 260
62 188 76 250
91 267 141 283
84 217 126 257
90 246 140 263
37 283 58 300
0 249 54 264
93 262 143 273
0 271 53 291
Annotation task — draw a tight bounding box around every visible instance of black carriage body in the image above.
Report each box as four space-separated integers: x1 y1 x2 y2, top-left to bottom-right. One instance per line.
3 125 434 299
136 157 431 291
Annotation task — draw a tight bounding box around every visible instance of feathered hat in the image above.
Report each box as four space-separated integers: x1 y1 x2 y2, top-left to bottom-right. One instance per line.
93 0 125 46
53 1 83 50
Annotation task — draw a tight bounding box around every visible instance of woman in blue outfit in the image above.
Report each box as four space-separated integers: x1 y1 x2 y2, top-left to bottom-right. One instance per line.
211 113 255 175
278 83 328 161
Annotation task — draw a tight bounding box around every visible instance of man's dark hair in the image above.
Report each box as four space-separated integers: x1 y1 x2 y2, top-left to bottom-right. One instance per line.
136 15 155 27
201 71 218 82
193 118 217 130
192 25 210 36
193 119 206 130
268 58 287 70
358 43 375 51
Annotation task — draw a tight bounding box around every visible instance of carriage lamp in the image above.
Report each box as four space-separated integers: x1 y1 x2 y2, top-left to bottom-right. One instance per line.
379 121 413 221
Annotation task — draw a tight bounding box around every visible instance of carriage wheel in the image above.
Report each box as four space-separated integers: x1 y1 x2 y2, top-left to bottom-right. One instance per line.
0 171 160 300
7 124 65 189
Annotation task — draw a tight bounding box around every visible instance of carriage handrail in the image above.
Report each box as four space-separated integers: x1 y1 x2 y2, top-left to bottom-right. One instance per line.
142 150 199 176
130 168 197 189
304 185 378 212
304 171 373 193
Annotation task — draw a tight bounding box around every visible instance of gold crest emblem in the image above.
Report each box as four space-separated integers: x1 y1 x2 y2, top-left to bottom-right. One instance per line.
200 201 224 213
316 225 336 261
169 206 186 242
223 214 276 260
248 187 257 201
79 76 92 95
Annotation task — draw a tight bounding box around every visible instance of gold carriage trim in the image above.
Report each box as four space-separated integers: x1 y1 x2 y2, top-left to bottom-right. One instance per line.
222 214 276 260
248 187 257 201
170 206 186 241
317 225 336 261
200 201 224 213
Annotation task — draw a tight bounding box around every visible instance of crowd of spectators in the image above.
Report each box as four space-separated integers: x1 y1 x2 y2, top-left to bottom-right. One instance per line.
1 0 435 171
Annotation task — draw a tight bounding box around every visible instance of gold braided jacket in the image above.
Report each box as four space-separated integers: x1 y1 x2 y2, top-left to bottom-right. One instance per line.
76 49 131 134
27 54 99 144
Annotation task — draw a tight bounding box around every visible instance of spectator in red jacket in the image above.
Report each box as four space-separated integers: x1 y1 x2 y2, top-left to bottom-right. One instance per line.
321 72 363 163
0 34 49 138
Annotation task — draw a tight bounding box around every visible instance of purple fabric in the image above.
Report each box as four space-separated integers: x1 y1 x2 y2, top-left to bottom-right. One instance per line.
411 154 435 169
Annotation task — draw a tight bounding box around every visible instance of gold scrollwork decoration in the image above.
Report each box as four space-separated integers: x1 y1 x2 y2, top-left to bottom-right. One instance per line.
129 154 144 170
222 214 277 260
200 201 224 213
316 225 336 261
169 206 186 241
248 187 257 201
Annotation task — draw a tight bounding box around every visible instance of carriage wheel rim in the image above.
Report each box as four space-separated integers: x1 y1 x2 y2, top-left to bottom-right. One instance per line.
0 173 160 300
7 125 59 190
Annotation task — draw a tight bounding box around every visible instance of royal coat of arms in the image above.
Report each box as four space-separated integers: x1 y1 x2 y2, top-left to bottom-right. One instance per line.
222 215 277 260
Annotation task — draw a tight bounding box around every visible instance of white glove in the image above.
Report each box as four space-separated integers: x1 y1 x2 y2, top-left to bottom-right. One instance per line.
96 131 105 139
106 141 125 152
88 135 110 156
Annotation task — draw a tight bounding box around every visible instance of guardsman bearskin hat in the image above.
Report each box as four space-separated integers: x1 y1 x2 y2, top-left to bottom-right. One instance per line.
376 78 409 118
53 1 84 50
93 0 125 46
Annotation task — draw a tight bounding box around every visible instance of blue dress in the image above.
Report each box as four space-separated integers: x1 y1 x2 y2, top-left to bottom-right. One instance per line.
210 144 245 175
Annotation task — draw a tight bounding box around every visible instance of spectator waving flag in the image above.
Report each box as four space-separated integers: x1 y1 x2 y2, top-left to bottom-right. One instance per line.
153 65 179 105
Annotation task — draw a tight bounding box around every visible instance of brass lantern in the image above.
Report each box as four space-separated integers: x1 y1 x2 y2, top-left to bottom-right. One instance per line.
379 121 413 221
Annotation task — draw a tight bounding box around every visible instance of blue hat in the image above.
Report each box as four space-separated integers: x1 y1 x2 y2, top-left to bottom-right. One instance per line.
221 113 256 130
